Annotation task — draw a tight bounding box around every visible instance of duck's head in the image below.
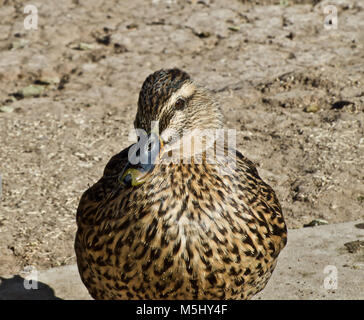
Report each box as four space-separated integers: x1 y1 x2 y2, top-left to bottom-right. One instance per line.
134 68 223 146
121 69 224 187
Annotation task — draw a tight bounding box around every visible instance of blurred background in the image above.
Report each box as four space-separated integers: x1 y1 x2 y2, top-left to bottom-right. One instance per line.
0 0 363 278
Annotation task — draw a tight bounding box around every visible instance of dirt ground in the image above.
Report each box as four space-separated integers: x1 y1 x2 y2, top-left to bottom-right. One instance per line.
0 0 363 277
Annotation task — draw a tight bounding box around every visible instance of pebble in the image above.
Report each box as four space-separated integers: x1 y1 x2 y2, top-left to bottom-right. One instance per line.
344 240 364 254
304 105 320 113
38 76 60 85
303 219 329 227
10 39 29 50
228 26 240 32
75 43 95 50
0 106 14 113
17 85 45 98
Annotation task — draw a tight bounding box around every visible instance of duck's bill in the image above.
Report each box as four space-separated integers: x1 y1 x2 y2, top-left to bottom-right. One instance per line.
119 132 164 187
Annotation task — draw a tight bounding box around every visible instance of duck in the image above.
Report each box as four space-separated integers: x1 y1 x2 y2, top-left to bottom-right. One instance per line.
75 68 287 300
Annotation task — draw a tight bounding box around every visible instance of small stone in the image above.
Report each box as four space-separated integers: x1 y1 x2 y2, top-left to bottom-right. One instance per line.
38 76 60 85
74 42 95 50
95 34 111 46
228 26 240 32
10 39 29 50
344 240 364 254
286 32 294 40
303 219 329 227
196 31 210 38
114 43 128 54
0 106 14 113
304 105 320 113
126 23 138 29
18 85 45 98
331 100 353 110
75 152 86 161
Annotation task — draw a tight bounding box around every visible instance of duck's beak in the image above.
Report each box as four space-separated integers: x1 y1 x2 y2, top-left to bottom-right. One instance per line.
119 130 164 187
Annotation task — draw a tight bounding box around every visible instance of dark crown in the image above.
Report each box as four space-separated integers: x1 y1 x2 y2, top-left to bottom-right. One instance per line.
138 68 191 115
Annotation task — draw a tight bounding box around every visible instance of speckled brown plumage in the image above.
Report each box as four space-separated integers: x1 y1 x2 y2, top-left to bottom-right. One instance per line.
75 69 287 300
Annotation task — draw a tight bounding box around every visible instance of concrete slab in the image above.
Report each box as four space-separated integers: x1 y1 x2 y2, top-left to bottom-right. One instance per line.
255 220 364 300
0 221 363 300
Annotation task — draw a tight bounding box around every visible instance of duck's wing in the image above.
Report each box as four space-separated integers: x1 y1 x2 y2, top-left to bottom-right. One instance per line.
75 145 133 299
76 145 131 224
234 149 287 254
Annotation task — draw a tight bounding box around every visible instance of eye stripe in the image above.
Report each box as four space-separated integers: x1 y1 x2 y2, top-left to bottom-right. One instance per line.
168 83 196 108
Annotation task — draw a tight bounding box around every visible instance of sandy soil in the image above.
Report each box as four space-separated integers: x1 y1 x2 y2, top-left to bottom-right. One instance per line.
0 0 363 276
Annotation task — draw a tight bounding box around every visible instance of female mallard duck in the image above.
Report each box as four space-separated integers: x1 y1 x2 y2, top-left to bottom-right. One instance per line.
75 68 287 300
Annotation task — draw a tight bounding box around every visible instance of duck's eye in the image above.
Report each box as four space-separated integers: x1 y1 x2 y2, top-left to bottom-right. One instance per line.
175 98 186 110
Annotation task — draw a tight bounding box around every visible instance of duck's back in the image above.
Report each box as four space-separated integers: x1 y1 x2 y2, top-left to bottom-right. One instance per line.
75 147 287 300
